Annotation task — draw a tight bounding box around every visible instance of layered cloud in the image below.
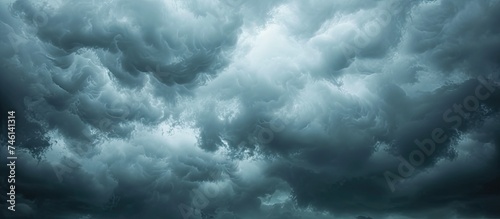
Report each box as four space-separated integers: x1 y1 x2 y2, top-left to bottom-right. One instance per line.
1 0 499 218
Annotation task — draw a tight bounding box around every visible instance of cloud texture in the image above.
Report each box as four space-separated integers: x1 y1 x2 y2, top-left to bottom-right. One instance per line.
1 0 500 218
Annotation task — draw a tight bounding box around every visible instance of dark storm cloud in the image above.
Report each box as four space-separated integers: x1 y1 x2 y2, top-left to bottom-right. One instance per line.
1 0 245 154
1 0 500 219
188 0 500 218
11 0 243 86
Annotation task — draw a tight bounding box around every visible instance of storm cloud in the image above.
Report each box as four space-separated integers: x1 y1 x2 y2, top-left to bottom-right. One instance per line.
1 0 500 218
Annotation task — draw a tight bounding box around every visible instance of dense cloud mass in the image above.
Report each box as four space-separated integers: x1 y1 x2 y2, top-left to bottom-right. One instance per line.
1 0 500 218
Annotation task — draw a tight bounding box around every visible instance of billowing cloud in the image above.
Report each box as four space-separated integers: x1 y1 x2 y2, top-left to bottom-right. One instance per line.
1 0 499 218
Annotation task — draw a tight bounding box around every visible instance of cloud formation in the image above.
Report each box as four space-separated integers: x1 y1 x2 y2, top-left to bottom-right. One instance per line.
1 0 499 218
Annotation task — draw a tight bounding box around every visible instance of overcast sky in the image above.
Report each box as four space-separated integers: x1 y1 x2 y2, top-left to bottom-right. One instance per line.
1 0 500 218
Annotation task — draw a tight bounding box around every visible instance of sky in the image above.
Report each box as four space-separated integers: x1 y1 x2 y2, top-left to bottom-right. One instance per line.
0 0 500 218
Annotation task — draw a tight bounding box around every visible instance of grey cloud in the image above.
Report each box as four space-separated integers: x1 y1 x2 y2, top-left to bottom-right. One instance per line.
1 0 500 218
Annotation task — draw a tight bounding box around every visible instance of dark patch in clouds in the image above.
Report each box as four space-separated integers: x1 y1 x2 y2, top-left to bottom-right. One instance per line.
1 0 500 218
